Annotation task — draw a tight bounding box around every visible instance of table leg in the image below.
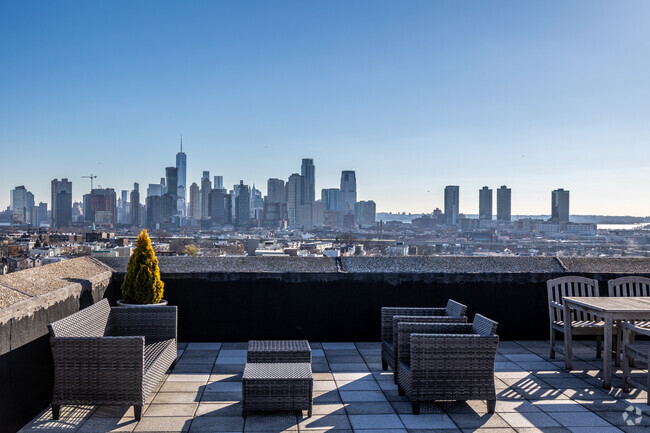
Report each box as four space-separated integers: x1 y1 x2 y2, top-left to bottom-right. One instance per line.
564 303 573 370
603 314 613 390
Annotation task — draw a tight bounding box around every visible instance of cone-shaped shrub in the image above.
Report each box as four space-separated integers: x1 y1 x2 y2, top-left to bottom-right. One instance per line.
121 229 164 304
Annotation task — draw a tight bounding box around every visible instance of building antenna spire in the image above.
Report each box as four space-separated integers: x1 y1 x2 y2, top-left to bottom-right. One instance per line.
180 134 183 153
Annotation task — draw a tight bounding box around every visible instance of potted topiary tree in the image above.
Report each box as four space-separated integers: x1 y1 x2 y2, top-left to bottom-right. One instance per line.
118 229 166 306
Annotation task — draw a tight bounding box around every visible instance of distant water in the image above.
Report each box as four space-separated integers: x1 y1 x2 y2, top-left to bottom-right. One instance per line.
598 223 647 230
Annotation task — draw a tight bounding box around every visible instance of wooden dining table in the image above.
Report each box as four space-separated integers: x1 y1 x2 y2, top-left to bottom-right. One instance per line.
563 296 650 389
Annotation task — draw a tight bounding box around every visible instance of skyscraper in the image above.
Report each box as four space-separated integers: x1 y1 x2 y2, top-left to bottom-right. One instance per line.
340 171 356 214
189 182 200 219
209 188 230 226
444 185 460 226
176 137 187 190
355 200 376 225
10 185 34 224
301 158 315 204
287 174 304 226
234 181 250 226
267 178 285 203
83 188 117 226
479 186 493 220
165 167 178 202
201 172 211 220
214 176 223 190
552 188 570 222
321 188 341 211
496 185 511 222
51 178 72 229
130 183 140 227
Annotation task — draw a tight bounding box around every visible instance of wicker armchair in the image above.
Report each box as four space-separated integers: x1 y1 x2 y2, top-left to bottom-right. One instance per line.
396 315 499 414
48 299 177 420
381 300 467 374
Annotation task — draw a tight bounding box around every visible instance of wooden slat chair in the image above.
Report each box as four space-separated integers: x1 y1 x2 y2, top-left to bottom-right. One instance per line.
621 322 650 404
548 276 615 360
609 276 650 361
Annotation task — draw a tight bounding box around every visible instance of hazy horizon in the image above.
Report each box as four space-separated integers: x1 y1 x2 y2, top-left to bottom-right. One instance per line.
1 1 649 216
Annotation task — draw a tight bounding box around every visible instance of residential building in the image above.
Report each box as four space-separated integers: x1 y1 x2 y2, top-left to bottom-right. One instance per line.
201 174 211 220
130 183 140 227
321 188 340 212
552 188 570 222
355 200 376 225
301 158 315 204
51 178 72 229
188 182 200 219
479 186 493 220
10 185 34 225
234 181 250 227
83 188 117 226
267 178 285 203
340 171 356 214
444 185 460 226
497 185 511 222
287 174 304 227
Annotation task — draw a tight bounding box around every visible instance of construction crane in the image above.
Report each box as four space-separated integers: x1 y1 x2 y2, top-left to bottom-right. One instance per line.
82 173 98 191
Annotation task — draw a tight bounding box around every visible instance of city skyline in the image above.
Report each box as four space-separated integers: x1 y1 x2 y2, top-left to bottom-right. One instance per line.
1 2 649 216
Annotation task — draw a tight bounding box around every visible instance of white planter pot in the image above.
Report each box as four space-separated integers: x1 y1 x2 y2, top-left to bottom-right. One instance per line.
116 299 168 307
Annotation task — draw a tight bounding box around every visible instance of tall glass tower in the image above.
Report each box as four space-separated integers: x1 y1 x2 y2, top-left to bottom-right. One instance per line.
340 170 356 214
176 136 187 214
301 158 315 204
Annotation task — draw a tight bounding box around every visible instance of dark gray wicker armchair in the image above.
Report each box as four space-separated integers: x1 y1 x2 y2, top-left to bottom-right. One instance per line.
396 314 499 414
622 321 650 403
381 300 467 375
48 299 177 420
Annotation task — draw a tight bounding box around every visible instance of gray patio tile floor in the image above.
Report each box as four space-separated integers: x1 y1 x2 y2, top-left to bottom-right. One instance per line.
19 341 650 432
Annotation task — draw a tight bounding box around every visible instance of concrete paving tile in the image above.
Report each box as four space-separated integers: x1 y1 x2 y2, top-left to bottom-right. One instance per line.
497 388 527 400
407 429 461 433
547 411 615 427
311 403 346 416
187 343 222 351
219 349 247 357
152 393 202 404
348 414 404 429
353 430 406 433
339 391 388 403
215 357 247 365
177 356 217 366
133 416 193 432
189 415 244 431
312 364 332 373
344 401 396 415
518 388 569 400
297 414 352 430
313 390 342 403
498 412 562 428
460 428 515 433
173 364 214 374
312 349 325 357
382 390 410 402
209 373 243 382
562 388 617 400
204 382 241 393
356 342 381 350
515 428 570 433
195 403 242 417
494 362 527 373
329 363 369 372
181 350 220 357
322 343 357 350
243 413 298 432
77 417 136 432
144 404 198 417
201 391 242 402
566 428 624 433
494 371 531 380
503 354 545 362
596 409 650 427
314 381 338 391
220 342 248 350
159 381 205 393
333 372 374 381
326 355 365 363
447 412 510 429
313 372 335 381
91 406 137 418
167 373 211 383
517 361 563 371
532 401 590 412
398 414 457 429
212 364 245 374
337 380 380 391
575 399 631 412
366 363 384 371
323 349 361 357
390 402 444 415
377 380 398 391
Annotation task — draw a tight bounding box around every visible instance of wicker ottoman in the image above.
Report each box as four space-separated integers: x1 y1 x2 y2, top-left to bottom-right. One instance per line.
247 340 311 363
242 363 313 417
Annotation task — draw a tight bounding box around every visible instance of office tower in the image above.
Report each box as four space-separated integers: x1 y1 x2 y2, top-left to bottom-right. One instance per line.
208 188 229 225
496 185 512 222
479 186 493 220
36 202 48 227
301 158 315 204
130 183 140 227
300 204 313 229
10 185 34 224
51 178 72 229
146 194 174 229
176 137 187 190
214 176 223 190
165 167 178 201
160 177 166 194
355 200 376 225
321 188 341 211
234 181 250 226
267 179 285 203
83 188 117 226
552 188 570 222
250 185 263 209
188 182 200 219
201 176 211 220
121 190 128 206
287 174 304 226
147 184 163 197
312 200 325 227
444 185 460 226
72 202 83 222
340 170 357 214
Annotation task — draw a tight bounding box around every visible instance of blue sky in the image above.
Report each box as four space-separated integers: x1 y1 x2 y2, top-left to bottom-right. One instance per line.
1 1 649 216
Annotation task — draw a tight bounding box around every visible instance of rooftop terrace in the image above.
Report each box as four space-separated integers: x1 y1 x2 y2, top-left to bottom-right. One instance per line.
19 340 650 433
